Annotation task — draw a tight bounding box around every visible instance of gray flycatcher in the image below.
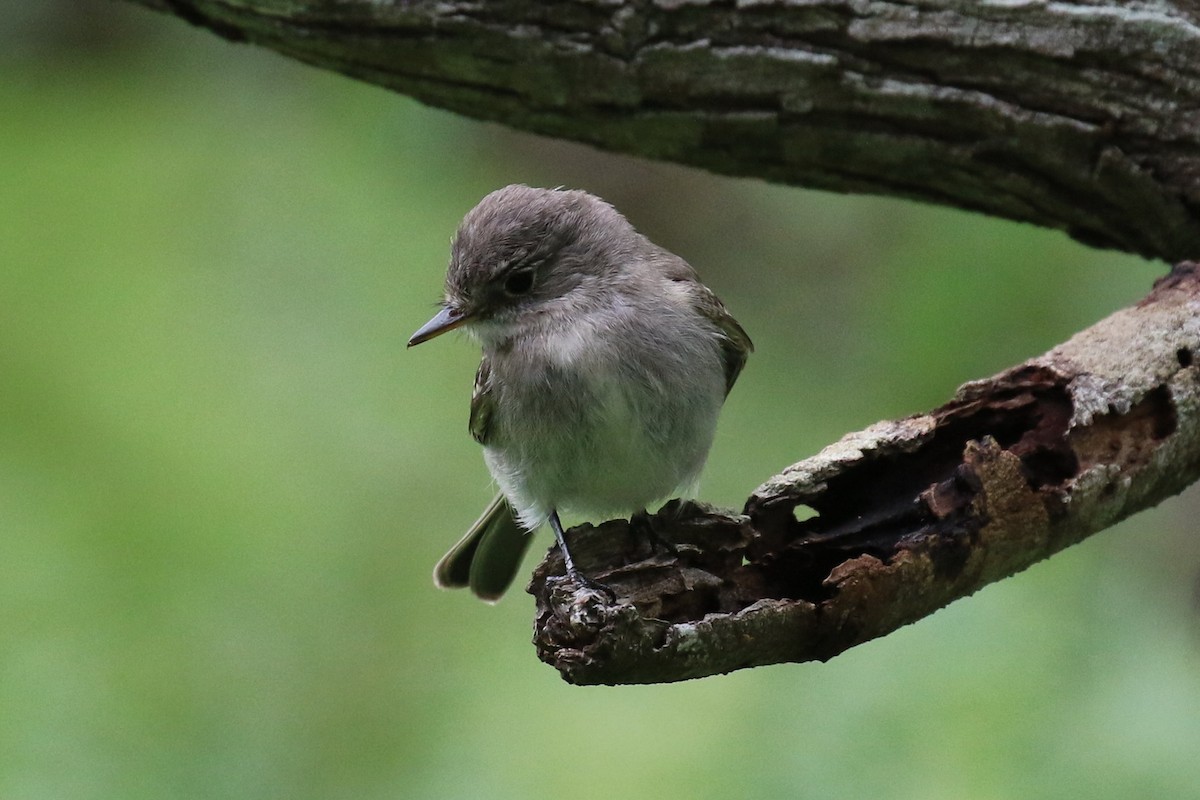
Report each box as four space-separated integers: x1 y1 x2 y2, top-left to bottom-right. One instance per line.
408 184 752 601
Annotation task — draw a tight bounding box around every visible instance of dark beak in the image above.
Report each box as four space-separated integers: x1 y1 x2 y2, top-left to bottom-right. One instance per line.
408 305 469 347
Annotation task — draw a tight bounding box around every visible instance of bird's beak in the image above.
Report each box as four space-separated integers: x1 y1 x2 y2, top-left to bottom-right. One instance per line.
408 305 470 347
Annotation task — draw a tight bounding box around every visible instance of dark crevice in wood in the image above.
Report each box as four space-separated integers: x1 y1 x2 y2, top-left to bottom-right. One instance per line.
747 366 1077 599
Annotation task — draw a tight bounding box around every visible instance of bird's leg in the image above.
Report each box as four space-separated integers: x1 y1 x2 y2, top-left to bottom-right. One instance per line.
549 510 616 600
630 508 678 556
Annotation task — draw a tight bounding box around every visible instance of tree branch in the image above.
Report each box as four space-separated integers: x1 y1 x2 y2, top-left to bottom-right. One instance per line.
529 262 1200 684
128 0 1200 260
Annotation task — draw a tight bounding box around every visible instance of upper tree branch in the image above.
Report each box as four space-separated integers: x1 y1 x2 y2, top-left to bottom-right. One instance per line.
529 263 1200 685
132 0 1200 261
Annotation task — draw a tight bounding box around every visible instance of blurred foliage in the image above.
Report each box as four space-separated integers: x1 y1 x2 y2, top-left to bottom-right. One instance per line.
2 2 1199 799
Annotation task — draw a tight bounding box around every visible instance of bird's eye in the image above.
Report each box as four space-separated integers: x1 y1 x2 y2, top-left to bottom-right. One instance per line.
504 267 535 296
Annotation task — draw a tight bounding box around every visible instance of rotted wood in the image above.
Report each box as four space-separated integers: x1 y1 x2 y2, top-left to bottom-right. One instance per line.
130 0 1200 261
529 262 1200 684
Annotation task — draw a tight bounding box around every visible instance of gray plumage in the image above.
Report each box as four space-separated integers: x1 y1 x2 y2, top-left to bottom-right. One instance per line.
409 185 752 601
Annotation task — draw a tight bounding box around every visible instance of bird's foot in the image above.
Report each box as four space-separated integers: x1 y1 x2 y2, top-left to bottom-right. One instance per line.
548 509 617 603
565 566 617 603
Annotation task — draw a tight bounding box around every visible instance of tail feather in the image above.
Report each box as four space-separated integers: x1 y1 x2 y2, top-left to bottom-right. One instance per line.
433 494 534 602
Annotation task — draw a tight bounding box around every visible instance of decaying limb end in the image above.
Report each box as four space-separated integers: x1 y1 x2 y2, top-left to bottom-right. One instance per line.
531 263 1200 685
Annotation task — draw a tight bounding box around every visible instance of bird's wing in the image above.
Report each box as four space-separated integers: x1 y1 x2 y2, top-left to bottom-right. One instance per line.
468 355 494 445
440 357 533 601
657 249 753 396
695 285 754 396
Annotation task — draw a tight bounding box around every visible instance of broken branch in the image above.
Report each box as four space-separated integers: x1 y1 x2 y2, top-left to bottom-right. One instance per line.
531 262 1200 685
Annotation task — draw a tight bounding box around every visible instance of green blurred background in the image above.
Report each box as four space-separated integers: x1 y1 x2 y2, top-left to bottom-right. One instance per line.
4 3 1199 798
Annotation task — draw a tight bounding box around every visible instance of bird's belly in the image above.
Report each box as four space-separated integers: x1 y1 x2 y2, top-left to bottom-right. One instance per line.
483 363 722 528
553 386 681 510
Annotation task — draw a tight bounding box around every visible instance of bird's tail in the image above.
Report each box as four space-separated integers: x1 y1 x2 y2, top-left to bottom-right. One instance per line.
432 494 534 602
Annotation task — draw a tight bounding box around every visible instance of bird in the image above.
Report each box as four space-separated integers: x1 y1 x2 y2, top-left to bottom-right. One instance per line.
408 184 752 601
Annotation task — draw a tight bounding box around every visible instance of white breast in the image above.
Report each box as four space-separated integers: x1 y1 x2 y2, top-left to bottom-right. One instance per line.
482 301 726 530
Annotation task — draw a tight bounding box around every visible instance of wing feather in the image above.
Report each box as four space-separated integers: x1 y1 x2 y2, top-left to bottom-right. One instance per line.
468 356 494 445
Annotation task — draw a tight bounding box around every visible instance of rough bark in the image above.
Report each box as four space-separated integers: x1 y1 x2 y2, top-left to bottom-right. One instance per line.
529 263 1200 684
130 0 1200 261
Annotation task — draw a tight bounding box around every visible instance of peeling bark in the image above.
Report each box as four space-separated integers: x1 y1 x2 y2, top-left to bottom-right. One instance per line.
529 262 1200 685
127 0 1200 260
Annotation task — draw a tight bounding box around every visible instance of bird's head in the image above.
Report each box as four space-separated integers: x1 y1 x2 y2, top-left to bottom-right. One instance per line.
407 185 638 348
